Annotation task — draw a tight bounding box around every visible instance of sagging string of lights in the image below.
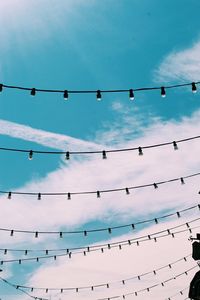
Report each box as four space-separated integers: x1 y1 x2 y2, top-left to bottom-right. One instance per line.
1 134 200 160
0 81 199 100
0 276 49 300
0 219 199 265
1 170 200 200
6 254 191 294
164 287 189 300
97 265 198 300
0 202 198 238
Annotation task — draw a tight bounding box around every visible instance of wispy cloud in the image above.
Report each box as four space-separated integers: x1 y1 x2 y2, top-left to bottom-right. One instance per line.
0 118 101 151
1 106 200 300
154 40 200 83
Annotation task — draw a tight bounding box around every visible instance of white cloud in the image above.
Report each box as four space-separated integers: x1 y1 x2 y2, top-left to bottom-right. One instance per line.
154 40 200 83
1 108 200 299
0 118 101 151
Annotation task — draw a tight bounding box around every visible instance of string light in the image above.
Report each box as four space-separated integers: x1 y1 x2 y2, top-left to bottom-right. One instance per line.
173 141 178 150
161 86 166 97
102 150 107 159
28 150 33 160
0 256 192 294
0 276 48 300
1 170 199 200
153 183 158 189
96 90 102 101
0 133 199 158
181 177 185 184
0 80 199 99
165 287 189 300
0 202 198 237
30 88 36 96
192 82 197 93
129 89 134 100
97 266 198 300
0 219 199 265
63 90 68 100
65 151 70 160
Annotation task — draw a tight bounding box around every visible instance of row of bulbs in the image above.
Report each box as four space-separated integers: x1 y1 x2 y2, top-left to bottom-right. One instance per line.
31 84 198 100
0 82 197 100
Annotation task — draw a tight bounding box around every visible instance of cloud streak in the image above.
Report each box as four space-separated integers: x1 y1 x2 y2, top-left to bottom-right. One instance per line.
0 118 101 151
154 40 200 83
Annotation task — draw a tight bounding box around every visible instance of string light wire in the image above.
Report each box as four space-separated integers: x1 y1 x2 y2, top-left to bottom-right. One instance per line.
0 219 199 265
0 202 199 238
0 80 199 99
0 276 48 300
164 287 189 300
0 134 200 158
97 265 198 300
1 170 200 200
5 254 191 294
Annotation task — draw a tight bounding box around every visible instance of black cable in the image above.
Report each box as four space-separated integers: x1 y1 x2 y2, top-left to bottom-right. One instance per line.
0 202 198 238
0 170 199 199
97 265 198 300
6 254 191 293
0 219 199 265
0 134 199 157
0 80 199 98
0 276 48 300
164 287 189 300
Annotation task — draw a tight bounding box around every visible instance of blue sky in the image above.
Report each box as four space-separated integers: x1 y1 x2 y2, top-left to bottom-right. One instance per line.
1 0 200 299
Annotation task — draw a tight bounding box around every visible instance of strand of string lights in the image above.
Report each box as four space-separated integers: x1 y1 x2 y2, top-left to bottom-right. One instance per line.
0 220 199 265
0 202 198 238
1 134 200 159
164 287 189 300
6 254 191 294
1 170 200 200
0 80 199 100
0 276 48 300
97 265 198 300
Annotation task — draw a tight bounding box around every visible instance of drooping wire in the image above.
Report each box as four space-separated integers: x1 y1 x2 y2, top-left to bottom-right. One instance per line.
1 170 200 200
0 219 199 265
0 134 199 158
0 80 199 99
164 287 189 300
97 265 198 300
0 276 49 300
0 202 198 238
4 254 191 294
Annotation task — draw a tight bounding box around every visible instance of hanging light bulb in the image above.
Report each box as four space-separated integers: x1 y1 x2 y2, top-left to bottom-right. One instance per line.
138 147 143 155
28 150 33 160
8 192 12 199
63 90 68 100
125 187 130 195
65 151 70 160
161 86 166 97
30 88 36 96
173 141 178 150
180 177 185 184
96 90 102 101
129 89 134 100
97 191 100 198
153 183 158 189
102 150 107 159
37 193 41 200
0 84 3 92
192 82 197 93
